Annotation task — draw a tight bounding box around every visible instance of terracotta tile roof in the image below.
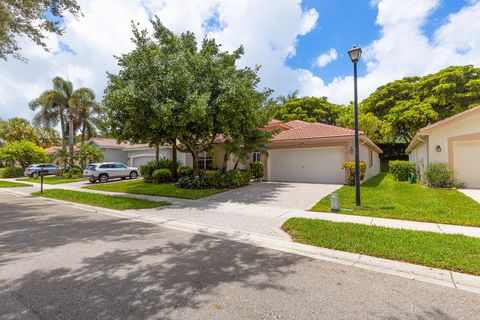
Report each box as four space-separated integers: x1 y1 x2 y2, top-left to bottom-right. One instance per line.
89 138 149 149
284 120 311 129
272 122 357 141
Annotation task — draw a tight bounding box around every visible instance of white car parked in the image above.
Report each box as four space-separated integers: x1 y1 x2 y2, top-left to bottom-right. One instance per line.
83 162 138 183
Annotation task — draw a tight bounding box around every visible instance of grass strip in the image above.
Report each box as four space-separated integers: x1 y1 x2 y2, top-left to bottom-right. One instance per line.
83 179 223 200
32 189 170 210
0 180 32 188
282 218 480 275
17 176 83 185
311 173 480 227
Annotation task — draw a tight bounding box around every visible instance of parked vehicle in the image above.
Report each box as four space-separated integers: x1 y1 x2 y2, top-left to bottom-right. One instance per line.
24 164 59 178
83 162 138 183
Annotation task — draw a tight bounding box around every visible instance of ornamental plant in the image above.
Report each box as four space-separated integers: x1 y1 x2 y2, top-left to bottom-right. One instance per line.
341 161 366 185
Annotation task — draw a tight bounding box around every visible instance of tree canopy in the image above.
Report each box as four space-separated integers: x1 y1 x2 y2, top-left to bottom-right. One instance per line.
0 140 48 169
104 19 274 174
0 117 60 148
360 65 480 142
274 97 341 125
0 0 81 61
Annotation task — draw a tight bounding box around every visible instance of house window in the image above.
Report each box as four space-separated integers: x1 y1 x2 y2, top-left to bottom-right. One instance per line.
198 151 213 170
369 149 373 168
252 151 261 162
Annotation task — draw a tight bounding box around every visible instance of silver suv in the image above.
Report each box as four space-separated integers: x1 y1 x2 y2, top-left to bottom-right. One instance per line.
83 162 138 183
24 163 59 178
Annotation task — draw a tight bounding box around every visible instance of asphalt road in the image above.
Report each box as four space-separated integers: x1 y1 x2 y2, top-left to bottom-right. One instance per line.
0 192 479 320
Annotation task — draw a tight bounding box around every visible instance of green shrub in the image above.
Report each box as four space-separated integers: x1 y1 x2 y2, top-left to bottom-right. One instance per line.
251 161 264 180
389 160 416 181
62 167 82 179
176 174 210 189
341 161 366 185
424 162 463 188
140 158 182 183
0 166 24 178
152 168 172 183
176 168 252 189
178 166 194 178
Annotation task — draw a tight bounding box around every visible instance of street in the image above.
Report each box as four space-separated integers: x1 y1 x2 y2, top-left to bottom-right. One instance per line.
1 192 479 320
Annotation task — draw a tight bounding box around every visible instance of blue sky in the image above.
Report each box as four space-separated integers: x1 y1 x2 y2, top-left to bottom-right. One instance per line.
287 0 472 83
0 0 479 120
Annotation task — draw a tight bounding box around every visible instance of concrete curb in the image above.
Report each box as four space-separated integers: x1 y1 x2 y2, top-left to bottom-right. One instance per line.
4 188 480 295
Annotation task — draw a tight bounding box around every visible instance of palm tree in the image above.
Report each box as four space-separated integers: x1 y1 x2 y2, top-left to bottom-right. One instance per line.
30 77 99 167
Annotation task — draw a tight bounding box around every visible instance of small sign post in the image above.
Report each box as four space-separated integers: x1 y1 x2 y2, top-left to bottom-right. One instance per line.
40 171 44 194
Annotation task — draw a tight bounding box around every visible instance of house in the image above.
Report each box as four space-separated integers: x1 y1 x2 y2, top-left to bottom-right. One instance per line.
85 120 382 184
261 120 382 183
406 105 480 188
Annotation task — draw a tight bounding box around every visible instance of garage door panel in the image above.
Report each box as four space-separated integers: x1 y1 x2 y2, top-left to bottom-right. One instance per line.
269 147 345 183
132 156 156 168
454 141 480 188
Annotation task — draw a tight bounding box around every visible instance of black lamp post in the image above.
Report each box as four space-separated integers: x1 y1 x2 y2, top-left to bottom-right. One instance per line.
348 45 362 206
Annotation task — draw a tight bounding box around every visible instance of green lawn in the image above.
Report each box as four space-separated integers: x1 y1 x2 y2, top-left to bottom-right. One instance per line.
17 176 83 185
83 179 224 199
282 218 480 275
0 180 32 188
311 173 480 227
32 189 169 210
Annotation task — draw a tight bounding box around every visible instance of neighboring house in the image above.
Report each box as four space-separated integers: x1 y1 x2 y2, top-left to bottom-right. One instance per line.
261 120 382 183
87 138 189 168
406 105 480 188
59 120 382 184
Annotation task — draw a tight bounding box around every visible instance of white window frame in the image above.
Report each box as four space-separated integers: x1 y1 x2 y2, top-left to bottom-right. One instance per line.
198 151 213 170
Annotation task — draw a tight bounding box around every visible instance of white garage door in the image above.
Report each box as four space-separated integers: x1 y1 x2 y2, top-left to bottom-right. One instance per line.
132 155 156 168
454 141 480 188
268 147 345 183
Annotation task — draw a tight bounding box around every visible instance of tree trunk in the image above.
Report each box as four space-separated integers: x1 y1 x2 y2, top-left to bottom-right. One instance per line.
233 159 240 169
68 117 75 168
155 143 160 161
222 152 229 173
59 110 67 169
80 121 86 169
191 151 199 176
171 140 178 180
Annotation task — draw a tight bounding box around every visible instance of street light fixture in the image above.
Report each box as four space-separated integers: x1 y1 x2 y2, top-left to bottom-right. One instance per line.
348 45 362 206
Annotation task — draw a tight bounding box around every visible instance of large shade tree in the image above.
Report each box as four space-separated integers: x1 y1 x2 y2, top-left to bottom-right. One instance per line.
359 65 480 142
0 0 81 60
104 19 274 175
275 97 342 125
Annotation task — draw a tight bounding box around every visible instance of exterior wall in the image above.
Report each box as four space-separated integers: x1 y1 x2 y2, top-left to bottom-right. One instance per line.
126 148 188 167
409 110 480 173
427 111 480 165
409 140 429 179
103 149 128 164
360 143 381 181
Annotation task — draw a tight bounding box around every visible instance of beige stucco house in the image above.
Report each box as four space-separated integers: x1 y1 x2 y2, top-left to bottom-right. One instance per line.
406 105 480 188
84 119 382 184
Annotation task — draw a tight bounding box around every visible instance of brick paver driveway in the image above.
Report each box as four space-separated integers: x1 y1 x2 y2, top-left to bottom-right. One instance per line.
204 181 341 210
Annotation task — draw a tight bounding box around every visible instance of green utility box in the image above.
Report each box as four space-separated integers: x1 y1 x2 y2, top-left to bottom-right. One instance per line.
408 171 416 184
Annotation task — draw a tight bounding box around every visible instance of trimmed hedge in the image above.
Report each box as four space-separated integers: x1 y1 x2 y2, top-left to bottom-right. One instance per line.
341 161 366 185
152 168 172 183
0 166 24 178
176 168 252 190
62 167 82 179
389 160 416 181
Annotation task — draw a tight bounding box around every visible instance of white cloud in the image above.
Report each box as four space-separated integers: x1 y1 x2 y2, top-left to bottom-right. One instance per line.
0 0 479 122
300 0 480 104
315 48 337 68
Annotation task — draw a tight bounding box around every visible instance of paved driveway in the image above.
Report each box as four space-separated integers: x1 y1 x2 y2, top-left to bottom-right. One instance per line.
204 181 341 210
